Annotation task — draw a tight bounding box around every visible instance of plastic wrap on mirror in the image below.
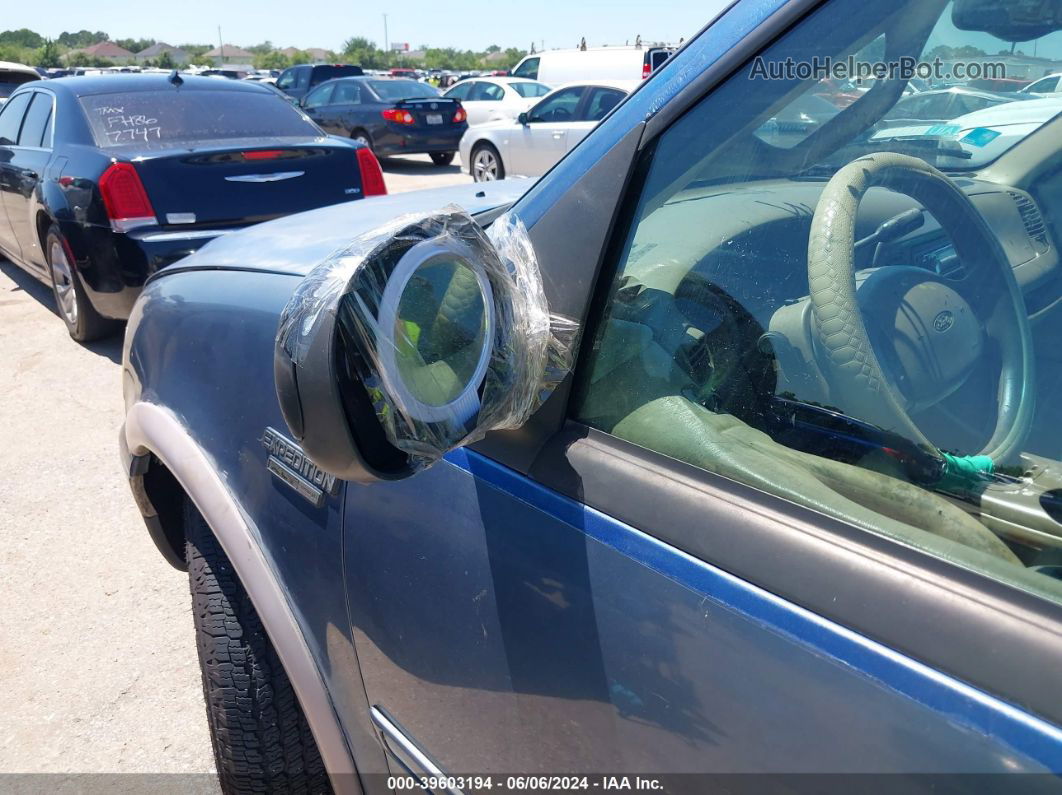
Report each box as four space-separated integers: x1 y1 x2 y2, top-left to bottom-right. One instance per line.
276 204 578 470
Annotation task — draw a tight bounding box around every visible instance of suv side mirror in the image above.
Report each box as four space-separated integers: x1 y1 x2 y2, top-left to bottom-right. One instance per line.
273 209 574 483
518 111 529 125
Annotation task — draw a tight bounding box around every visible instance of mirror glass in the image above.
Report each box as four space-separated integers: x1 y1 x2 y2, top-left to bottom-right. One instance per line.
953 0 1062 41
392 259 489 407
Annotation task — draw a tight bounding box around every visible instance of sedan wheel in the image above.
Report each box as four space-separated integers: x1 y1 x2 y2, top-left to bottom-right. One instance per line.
471 146 503 182
45 227 117 342
49 237 78 327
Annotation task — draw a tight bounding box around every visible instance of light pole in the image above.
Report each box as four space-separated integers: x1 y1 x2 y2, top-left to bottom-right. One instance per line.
383 14 389 54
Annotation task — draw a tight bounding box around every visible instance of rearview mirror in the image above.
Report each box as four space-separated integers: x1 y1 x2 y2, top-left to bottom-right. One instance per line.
953 0 1062 41
518 111 529 125
273 207 576 483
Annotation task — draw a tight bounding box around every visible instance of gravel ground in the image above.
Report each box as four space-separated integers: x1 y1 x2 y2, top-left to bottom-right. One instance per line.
0 154 471 781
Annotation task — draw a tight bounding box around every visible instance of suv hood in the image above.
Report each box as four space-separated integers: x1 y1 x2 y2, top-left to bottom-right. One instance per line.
164 179 529 276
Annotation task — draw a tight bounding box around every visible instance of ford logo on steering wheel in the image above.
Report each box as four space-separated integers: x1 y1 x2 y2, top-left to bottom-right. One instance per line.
933 310 956 333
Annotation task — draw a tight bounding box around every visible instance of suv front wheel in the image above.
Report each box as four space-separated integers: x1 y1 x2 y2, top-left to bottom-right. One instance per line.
184 501 331 794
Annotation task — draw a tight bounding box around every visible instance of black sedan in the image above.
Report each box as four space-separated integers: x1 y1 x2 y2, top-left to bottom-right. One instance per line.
299 77 467 166
0 73 386 342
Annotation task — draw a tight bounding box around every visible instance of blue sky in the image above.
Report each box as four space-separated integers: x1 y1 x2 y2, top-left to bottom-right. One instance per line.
7 0 729 52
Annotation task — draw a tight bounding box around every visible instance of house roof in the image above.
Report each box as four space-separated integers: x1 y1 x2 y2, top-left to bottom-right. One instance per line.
136 42 185 57
279 47 332 60
203 44 255 59
81 41 135 58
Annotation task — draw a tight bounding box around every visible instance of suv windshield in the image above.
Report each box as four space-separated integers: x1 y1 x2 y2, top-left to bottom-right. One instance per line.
79 90 321 148
367 80 439 101
713 5 1062 177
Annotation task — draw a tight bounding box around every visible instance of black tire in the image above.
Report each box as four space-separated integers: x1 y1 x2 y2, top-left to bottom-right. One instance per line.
349 129 373 153
429 151 455 166
470 143 504 182
45 227 118 343
185 502 331 794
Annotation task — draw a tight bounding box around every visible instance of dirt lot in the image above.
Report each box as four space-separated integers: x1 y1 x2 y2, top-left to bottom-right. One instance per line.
0 155 471 779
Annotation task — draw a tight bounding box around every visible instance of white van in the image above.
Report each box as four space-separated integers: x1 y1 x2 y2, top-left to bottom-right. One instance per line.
511 46 673 85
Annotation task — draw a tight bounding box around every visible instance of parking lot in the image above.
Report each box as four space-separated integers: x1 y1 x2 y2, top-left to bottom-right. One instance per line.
0 155 469 777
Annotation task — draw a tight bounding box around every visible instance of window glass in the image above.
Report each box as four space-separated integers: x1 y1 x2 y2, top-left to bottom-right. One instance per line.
310 65 363 86
511 81 550 99
331 81 361 104
19 92 52 147
277 70 295 90
512 57 539 80
0 70 37 100
79 90 320 148
303 83 334 108
0 91 31 145
583 88 626 121
529 87 583 122
445 82 472 100
367 80 439 101
574 0 1062 601
1027 76 1059 93
478 83 505 101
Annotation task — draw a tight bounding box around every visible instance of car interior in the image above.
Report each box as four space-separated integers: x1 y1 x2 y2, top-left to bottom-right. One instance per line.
573 0 1062 599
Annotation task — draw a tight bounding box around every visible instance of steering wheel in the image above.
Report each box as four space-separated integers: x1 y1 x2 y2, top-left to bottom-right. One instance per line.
807 152 1035 463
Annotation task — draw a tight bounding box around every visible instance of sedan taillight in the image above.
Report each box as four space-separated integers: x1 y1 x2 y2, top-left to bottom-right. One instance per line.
356 147 387 197
452 107 467 123
381 108 415 125
98 162 157 232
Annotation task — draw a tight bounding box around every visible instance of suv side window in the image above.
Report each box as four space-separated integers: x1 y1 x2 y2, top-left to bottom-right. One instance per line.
276 69 296 90
573 0 1062 601
0 92 31 145
528 87 583 122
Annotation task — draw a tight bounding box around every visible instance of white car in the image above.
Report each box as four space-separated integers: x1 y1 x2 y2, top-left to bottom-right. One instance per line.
868 96 1062 164
459 81 634 181
510 45 674 84
0 61 40 106
442 77 551 126
1021 72 1062 97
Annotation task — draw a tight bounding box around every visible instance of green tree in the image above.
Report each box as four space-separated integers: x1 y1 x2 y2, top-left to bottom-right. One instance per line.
67 51 92 67
58 30 108 49
156 50 175 69
36 39 62 68
115 37 155 53
0 28 44 49
0 43 35 64
254 50 290 70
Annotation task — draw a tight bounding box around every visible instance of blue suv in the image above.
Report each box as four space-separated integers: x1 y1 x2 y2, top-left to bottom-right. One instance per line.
121 0 1062 791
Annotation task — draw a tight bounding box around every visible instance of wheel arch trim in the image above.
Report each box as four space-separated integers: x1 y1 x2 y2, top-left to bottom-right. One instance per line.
122 401 362 793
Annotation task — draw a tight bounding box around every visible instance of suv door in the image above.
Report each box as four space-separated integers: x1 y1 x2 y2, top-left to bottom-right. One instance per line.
343 0 1062 783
